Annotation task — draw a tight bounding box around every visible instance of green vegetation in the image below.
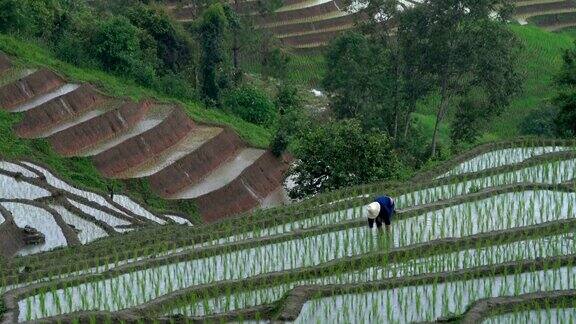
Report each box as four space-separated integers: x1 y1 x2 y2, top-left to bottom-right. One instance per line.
552 42 576 137
2 0 576 322
288 119 404 198
292 25 575 152
493 25 574 139
198 3 229 104
224 85 276 125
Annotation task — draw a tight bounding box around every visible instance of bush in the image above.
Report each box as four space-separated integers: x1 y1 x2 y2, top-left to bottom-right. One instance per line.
270 129 289 157
262 48 291 79
90 16 152 73
224 86 276 125
450 97 486 148
519 105 559 137
0 0 63 37
126 5 193 73
288 119 404 199
157 73 197 100
554 91 576 138
275 83 302 115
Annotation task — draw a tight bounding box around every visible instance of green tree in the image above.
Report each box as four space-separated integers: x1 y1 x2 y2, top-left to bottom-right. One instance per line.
411 0 520 156
126 5 193 73
450 96 488 151
199 3 228 103
288 119 402 199
224 86 275 125
0 0 63 37
323 32 400 132
90 16 153 73
553 44 576 137
554 92 576 137
352 0 521 156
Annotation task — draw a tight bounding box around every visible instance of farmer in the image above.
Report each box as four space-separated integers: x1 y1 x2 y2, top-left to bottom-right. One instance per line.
366 195 395 232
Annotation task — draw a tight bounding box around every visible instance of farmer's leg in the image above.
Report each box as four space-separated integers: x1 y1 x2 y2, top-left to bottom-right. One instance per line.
368 218 375 228
376 217 383 231
383 212 392 232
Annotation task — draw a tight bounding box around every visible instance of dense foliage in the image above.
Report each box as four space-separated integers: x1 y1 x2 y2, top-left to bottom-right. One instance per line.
329 0 522 157
198 3 228 103
553 44 576 137
0 0 196 98
224 86 276 125
288 119 403 199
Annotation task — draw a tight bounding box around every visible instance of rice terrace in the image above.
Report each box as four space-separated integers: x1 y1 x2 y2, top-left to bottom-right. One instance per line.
1 0 576 323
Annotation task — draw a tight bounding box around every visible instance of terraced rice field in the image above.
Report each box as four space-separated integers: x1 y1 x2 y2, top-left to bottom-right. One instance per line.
0 53 291 223
1 138 575 323
168 0 576 51
0 157 190 258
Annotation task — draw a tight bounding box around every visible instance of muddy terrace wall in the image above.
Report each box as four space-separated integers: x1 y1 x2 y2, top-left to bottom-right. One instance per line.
48 101 152 156
265 13 358 36
0 53 11 74
514 0 576 16
93 107 194 178
0 70 64 110
195 152 292 222
254 0 344 25
280 29 345 47
168 0 311 20
238 0 310 14
149 127 245 198
14 84 108 138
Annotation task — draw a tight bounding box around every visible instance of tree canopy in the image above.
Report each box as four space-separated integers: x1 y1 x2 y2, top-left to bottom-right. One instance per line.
288 119 403 199
330 0 522 157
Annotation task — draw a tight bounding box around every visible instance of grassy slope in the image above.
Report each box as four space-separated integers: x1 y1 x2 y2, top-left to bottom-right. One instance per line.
0 34 276 222
413 25 573 148
487 25 573 139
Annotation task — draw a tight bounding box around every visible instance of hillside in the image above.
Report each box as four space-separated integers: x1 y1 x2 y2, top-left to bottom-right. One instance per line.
0 35 293 224
1 1 576 322
283 25 575 150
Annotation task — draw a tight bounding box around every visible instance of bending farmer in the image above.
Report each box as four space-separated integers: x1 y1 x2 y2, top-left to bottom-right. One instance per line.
366 195 395 231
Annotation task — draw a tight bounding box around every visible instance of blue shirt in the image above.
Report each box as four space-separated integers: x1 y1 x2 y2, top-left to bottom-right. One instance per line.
375 196 395 219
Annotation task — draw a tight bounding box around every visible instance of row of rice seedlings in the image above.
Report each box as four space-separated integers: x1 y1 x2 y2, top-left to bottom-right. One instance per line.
5 186 572 274
397 158 576 208
165 232 576 317
295 264 576 323
483 302 576 324
210 156 576 248
5 150 568 270
438 146 572 178
16 189 575 320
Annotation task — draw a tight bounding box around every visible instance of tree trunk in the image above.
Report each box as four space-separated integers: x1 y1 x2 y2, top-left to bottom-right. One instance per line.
232 0 240 69
403 105 414 140
431 76 450 157
430 96 450 157
393 109 399 142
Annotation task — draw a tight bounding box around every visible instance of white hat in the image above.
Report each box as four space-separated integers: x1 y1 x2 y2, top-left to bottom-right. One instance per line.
366 202 380 219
